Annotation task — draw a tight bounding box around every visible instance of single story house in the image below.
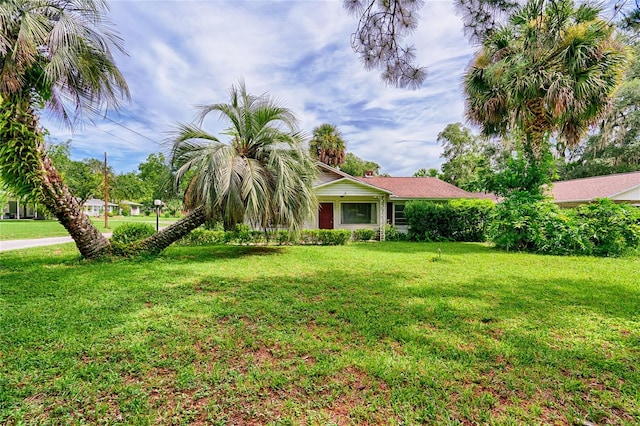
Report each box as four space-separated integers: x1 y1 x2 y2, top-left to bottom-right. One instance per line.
119 200 143 216
83 198 119 217
2 197 38 219
550 171 640 208
308 163 484 238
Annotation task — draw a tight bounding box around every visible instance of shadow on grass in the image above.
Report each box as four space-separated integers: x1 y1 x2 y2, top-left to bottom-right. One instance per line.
352 241 494 255
2 243 639 423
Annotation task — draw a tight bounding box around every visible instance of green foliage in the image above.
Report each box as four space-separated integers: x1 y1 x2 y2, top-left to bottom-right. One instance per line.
574 199 640 256
111 223 156 245
309 123 346 167
353 228 376 241
384 224 407 241
465 0 627 155
301 229 352 245
405 199 494 242
438 123 489 192
489 195 640 256
339 152 381 176
484 142 554 198
178 228 352 246
170 81 317 233
178 228 226 246
559 38 640 179
0 101 44 202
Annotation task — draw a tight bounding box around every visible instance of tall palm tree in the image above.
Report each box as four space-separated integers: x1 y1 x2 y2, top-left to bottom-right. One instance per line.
0 0 129 258
136 82 317 253
464 0 627 159
309 123 347 167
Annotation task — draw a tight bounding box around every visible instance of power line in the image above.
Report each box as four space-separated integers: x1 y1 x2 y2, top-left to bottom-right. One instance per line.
101 114 162 145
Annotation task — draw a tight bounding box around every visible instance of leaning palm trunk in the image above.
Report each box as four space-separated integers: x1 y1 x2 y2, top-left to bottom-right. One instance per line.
135 205 207 254
0 98 111 258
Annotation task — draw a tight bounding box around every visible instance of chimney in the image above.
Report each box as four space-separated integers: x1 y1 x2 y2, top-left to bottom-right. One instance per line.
364 170 373 177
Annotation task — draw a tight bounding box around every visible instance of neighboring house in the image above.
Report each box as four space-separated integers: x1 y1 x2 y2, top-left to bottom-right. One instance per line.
82 198 119 217
308 163 482 238
2 197 38 219
119 200 143 216
550 171 640 208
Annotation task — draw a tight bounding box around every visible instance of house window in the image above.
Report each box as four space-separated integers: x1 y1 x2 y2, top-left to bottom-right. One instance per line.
341 203 377 224
394 204 407 226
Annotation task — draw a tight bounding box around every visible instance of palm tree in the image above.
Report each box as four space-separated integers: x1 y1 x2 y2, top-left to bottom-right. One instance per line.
0 0 129 258
309 123 347 168
136 82 317 253
464 0 627 159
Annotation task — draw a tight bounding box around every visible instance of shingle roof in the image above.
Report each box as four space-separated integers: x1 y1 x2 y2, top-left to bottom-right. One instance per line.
356 176 476 199
550 172 640 202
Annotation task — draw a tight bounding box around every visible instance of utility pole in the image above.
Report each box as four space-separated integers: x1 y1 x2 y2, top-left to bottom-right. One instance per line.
104 152 109 229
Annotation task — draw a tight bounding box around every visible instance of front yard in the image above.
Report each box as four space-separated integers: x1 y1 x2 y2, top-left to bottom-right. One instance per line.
0 242 638 424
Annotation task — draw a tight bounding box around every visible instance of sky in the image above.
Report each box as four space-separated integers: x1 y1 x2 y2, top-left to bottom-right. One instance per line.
42 0 477 176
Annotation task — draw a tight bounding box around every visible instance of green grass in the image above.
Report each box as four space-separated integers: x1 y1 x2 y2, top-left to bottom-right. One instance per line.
0 216 180 240
1 242 638 424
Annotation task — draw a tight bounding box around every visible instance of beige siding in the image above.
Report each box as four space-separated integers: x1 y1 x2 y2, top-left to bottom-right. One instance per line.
315 180 386 197
612 186 640 202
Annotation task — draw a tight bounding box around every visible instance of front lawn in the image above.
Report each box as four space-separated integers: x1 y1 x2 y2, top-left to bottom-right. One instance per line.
0 242 638 424
0 216 180 240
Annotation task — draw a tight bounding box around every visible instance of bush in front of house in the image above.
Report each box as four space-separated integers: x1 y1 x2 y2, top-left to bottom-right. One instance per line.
574 199 640 256
178 228 226 246
178 228 352 246
384 224 407 241
489 194 640 256
353 228 376 241
405 199 494 242
111 223 156 245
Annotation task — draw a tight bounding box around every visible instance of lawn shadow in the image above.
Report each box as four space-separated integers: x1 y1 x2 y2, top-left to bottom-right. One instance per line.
353 241 494 255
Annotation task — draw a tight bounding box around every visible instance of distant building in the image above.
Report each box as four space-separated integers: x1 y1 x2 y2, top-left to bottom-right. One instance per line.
550 172 640 208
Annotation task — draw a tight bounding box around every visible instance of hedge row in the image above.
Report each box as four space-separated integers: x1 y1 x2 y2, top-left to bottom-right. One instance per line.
178 228 355 246
404 199 495 242
490 196 640 256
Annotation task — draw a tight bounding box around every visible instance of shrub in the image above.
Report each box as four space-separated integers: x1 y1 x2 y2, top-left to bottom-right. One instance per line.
178 228 225 246
111 222 156 245
405 199 494 242
489 194 640 257
353 228 375 241
384 224 406 241
300 229 351 245
575 199 640 256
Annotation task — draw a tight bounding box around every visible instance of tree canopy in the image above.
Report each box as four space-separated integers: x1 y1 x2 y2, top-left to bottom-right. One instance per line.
170 82 317 232
464 0 627 160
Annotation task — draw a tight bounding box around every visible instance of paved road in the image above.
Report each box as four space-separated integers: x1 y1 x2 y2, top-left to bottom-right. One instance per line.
0 233 113 252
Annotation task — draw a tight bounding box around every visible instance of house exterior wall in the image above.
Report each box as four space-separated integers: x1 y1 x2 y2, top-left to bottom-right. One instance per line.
308 196 387 233
612 186 640 204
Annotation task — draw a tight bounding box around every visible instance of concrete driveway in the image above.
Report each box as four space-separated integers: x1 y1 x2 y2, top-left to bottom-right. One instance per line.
0 233 113 252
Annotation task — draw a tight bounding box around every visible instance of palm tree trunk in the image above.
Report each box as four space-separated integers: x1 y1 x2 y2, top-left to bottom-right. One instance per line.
0 98 111 259
38 147 112 258
135 205 207 254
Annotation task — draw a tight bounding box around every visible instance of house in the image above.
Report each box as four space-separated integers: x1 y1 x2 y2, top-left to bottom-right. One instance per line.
82 198 119 217
308 163 482 238
550 171 640 208
2 197 38 219
119 200 143 216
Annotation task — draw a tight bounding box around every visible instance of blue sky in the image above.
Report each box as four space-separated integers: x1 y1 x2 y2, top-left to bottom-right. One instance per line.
42 0 476 176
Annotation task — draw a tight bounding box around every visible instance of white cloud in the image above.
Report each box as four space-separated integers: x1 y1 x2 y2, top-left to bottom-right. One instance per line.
42 0 475 177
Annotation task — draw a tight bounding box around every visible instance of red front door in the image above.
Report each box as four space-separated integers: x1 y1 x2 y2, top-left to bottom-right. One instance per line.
319 203 334 229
